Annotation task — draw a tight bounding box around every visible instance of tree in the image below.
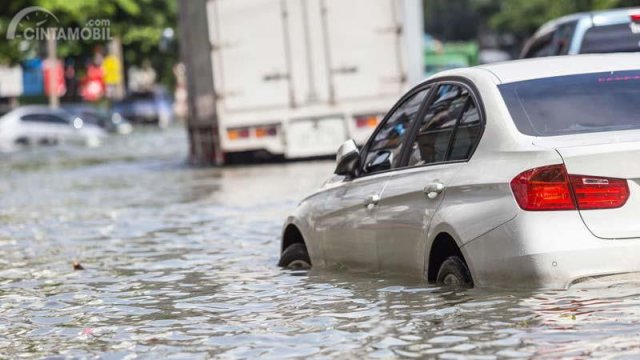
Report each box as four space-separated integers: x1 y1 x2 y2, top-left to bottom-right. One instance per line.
475 0 640 36
0 0 178 88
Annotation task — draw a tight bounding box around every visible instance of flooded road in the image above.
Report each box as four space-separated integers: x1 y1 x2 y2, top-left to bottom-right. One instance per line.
3 127 640 358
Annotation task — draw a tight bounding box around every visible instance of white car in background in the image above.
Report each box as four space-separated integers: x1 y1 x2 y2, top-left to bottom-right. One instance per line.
521 7 640 58
0 106 106 150
279 53 640 289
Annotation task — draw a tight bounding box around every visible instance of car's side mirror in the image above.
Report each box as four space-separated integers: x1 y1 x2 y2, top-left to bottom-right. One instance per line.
365 150 392 173
335 139 360 177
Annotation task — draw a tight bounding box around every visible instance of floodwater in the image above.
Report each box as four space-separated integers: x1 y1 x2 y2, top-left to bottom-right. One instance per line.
3 127 640 359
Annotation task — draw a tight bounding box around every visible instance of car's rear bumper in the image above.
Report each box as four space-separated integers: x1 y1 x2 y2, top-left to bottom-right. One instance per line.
462 211 640 289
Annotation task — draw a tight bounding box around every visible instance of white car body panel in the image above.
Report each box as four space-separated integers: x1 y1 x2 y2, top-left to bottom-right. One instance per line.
554 141 640 239
317 172 392 271
0 106 106 150
375 163 459 275
477 53 640 84
464 211 640 289
283 53 640 288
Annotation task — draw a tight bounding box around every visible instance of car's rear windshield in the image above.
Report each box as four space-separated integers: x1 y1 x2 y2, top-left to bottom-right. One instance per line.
580 23 640 54
499 70 640 136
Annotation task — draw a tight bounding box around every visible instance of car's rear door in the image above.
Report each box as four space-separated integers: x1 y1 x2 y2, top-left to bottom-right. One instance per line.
318 86 431 270
374 82 484 276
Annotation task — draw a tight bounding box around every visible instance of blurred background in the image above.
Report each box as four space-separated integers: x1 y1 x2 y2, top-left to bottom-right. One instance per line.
5 1 640 358
0 0 639 162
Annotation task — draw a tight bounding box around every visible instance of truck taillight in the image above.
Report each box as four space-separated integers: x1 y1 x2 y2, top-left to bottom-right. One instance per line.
510 164 629 211
355 115 380 128
227 125 278 140
227 128 250 140
255 126 278 138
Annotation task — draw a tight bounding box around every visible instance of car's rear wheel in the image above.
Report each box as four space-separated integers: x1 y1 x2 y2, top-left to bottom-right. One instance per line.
436 256 473 287
278 243 311 270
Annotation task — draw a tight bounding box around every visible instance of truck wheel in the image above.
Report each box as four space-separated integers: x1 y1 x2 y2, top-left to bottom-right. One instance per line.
436 256 473 287
278 243 311 270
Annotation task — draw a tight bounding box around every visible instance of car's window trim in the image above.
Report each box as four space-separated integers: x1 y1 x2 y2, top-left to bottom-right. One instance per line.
552 20 578 56
357 83 436 177
400 82 469 168
396 78 486 170
521 29 555 58
355 77 486 179
444 97 472 160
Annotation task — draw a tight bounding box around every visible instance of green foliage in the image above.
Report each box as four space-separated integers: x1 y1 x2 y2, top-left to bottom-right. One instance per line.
474 0 640 35
0 0 177 87
425 0 482 41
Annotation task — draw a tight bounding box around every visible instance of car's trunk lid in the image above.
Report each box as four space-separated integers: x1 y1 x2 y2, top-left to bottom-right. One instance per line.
551 138 640 239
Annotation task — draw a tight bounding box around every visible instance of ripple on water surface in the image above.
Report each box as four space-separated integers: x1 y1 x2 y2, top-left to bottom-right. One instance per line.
2 128 640 358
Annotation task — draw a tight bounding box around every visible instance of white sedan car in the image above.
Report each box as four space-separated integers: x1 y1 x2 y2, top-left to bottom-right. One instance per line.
279 53 640 289
0 106 106 150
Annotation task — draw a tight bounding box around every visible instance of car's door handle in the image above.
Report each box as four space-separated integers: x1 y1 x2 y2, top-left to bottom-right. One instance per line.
424 182 445 199
364 194 381 209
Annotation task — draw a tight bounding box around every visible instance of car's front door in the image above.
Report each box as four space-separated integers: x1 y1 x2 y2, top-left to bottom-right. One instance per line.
318 86 431 270
374 83 484 276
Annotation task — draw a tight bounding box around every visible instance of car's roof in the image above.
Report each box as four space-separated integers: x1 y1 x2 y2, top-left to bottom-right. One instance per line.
471 53 640 84
9 105 75 119
16 105 56 112
537 7 640 35
535 13 589 36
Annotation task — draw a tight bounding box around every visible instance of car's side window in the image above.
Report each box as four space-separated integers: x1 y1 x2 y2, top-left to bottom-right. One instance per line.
407 84 469 167
553 22 577 56
361 87 430 174
49 115 70 125
20 113 68 125
408 84 469 166
522 31 554 58
20 114 41 123
448 99 482 161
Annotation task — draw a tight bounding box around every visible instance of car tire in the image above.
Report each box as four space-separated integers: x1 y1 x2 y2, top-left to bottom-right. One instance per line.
278 243 311 270
436 256 473 287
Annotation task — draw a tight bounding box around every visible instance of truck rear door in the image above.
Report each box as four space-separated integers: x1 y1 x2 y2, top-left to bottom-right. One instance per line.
209 0 291 112
321 0 405 102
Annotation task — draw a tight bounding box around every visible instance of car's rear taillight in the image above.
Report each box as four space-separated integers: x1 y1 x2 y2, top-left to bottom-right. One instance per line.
511 165 575 210
569 174 629 210
510 164 629 211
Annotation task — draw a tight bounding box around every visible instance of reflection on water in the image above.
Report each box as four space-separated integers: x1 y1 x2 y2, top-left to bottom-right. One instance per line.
2 127 640 358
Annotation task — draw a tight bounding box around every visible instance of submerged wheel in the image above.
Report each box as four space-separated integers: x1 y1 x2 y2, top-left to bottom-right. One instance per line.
278 243 311 270
436 256 473 287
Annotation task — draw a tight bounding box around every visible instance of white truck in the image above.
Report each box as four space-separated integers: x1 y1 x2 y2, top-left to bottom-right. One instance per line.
206 0 424 161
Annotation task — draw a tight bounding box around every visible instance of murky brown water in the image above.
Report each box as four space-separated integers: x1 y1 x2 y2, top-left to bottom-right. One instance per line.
3 127 640 358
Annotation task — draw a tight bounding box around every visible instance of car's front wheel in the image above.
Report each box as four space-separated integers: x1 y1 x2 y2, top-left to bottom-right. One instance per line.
436 256 473 287
278 243 311 270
